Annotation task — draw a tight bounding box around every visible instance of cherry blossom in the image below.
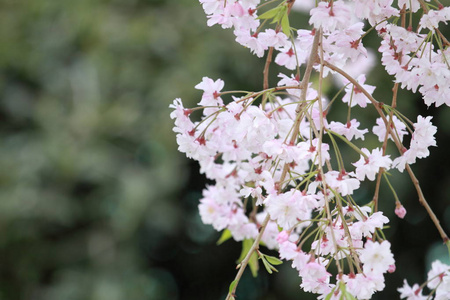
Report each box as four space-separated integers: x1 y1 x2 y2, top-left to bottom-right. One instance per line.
352 147 392 181
398 280 428 300
171 1 450 299
360 240 395 274
342 74 375 108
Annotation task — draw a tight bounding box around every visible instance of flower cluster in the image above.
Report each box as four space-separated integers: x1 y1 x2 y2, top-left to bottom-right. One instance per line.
398 260 450 300
172 0 450 299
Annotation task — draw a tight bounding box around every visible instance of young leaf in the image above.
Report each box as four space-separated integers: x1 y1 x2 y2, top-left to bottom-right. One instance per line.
281 13 291 37
261 256 273 274
271 5 287 24
324 286 337 300
248 251 259 277
229 280 237 295
217 229 232 245
343 292 356 300
237 239 253 263
257 6 282 20
264 255 283 265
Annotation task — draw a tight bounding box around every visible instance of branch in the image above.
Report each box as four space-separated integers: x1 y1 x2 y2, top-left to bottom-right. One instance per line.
225 214 270 300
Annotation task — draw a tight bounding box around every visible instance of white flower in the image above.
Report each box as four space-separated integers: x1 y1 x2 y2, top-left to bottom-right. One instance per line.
352 148 392 181
328 119 368 141
342 74 375 108
309 1 352 32
435 274 450 300
372 115 408 142
300 261 332 294
427 260 450 289
324 171 360 196
350 211 389 240
360 240 395 274
398 279 427 300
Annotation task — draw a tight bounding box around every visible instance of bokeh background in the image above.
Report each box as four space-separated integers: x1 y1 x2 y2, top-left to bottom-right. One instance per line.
0 0 449 299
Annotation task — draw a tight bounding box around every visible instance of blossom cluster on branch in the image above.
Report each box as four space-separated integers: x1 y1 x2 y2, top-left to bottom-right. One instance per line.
171 0 450 299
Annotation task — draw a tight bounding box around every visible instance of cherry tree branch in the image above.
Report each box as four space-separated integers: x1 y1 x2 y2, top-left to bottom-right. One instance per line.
225 214 270 300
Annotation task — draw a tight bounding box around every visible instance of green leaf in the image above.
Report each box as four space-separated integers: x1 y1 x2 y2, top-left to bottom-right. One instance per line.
281 13 291 37
237 239 253 263
257 6 282 20
248 251 259 277
261 256 273 274
264 255 283 265
270 5 287 24
344 291 356 300
337 281 357 300
324 286 337 300
217 229 232 245
229 280 237 295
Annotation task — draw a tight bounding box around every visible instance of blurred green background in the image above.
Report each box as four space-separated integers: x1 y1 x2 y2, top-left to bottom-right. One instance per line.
0 0 449 299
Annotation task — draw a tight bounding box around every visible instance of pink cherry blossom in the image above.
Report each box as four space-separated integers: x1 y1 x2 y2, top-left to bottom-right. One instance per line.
328 119 368 141
398 280 427 300
309 1 352 33
352 148 392 181
372 115 408 142
360 240 395 274
342 74 375 108
427 260 450 290
300 261 332 294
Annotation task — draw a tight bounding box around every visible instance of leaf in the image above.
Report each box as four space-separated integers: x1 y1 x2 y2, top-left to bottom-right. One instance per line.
237 239 253 263
344 292 356 300
261 256 273 274
281 13 291 37
264 255 283 265
229 280 237 294
324 286 337 300
324 292 333 300
257 6 282 20
337 281 357 300
248 251 259 277
270 5 287 24
217 229 232 245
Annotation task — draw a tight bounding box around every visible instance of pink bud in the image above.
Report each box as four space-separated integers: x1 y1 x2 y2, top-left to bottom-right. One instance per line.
276 231 290 244
388 264 396 273
395 204 407 219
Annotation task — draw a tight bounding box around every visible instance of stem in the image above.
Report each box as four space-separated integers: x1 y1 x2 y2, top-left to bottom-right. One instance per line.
225 214 271 300
405 165 450 244
317 28 344 276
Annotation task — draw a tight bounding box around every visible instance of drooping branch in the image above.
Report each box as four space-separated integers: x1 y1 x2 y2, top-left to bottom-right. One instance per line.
323 61 450 246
